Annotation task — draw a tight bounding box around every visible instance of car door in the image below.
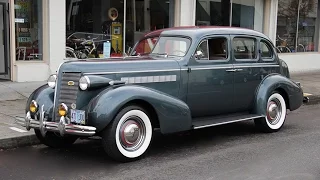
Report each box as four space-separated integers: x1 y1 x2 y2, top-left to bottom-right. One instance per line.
187 35 235 118
231 35 261 112
231 36 279 113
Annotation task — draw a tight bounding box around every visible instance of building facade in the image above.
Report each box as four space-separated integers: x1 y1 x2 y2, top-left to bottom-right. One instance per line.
0 0 319 82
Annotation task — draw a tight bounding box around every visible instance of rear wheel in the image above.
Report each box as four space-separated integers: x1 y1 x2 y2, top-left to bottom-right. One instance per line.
255 92 287 133
101 105 153 162
34 129 78 148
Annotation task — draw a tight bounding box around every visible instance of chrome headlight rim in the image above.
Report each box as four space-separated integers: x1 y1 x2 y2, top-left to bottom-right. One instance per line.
47 74 57 88
79 76 90 90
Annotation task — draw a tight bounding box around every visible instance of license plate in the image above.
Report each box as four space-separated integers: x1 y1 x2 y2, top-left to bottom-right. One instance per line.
70 109 86 124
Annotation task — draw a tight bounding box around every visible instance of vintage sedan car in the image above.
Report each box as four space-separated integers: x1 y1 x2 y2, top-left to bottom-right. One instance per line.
16 26 304 162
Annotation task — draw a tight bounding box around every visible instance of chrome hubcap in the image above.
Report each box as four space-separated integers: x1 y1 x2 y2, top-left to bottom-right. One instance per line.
267 99 282 125
119 117 146 151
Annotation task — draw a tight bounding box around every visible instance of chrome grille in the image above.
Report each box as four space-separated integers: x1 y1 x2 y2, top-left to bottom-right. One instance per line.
54 72 81 121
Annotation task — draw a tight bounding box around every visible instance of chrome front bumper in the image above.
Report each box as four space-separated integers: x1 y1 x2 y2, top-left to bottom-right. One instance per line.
15 105 96 137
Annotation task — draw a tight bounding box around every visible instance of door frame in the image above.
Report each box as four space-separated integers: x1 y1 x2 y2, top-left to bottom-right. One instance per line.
0 0 10 80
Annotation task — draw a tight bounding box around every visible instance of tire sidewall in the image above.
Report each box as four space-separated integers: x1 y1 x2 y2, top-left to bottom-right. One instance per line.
265 93 287 130
107 105 153 160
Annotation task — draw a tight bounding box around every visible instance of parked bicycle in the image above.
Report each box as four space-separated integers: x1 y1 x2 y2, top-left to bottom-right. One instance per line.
276 35 305 53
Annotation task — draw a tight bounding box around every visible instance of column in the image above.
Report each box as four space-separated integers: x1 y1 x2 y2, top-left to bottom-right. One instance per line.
263 0 278 45
174 0 196 26
48 0 66 74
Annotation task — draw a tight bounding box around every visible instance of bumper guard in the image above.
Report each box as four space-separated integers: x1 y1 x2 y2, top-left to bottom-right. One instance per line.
15 105 96 137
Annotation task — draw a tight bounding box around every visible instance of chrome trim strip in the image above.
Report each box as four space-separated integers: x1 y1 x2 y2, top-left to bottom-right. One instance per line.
120 75 177 84
193 115 264 129
190 64 279 71
83 69 181 75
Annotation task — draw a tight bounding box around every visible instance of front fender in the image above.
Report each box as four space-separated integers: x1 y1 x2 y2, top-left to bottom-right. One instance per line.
253 74 303 116
86 85 192 134
25 84 55 118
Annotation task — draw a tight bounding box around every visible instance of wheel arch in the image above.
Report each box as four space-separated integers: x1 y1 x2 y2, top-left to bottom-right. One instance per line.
119 99 160 129
253 73 303 116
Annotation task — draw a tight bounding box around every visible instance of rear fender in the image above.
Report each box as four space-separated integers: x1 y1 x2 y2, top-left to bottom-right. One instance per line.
86 85 192 133
253 74 303 116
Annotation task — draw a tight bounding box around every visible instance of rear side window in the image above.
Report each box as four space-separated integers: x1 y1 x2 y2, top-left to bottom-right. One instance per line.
260 41 273 60
233 37 257 60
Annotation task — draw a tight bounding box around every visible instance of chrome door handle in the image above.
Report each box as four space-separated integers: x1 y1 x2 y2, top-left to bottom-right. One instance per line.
235 69 243 72
226 69 236 72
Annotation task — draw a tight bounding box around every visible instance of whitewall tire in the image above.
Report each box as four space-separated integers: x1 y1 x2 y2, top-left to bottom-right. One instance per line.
255 92 287 133
102 105 153 162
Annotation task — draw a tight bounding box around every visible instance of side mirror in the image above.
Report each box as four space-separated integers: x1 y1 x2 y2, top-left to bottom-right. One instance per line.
194 50 204 60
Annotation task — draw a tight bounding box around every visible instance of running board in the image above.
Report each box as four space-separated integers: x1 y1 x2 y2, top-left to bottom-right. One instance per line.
192 114 264 129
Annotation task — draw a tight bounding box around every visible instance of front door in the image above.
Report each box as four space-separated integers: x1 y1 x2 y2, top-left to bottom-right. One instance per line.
0 0 9 80
187 35 235 118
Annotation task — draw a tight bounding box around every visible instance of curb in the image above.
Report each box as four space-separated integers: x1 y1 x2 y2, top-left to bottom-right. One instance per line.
303 94 320 106
0 134 40 150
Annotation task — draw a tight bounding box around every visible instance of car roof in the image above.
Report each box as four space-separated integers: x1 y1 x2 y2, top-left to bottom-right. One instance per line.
152 26 272 42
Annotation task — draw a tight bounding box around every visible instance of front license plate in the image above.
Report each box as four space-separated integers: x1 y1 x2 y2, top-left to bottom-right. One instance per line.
70 109 86 124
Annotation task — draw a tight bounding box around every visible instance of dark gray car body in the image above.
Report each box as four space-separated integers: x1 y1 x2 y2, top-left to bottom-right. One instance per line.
26 27 303 135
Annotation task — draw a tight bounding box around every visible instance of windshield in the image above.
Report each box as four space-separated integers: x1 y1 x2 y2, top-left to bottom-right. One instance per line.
130 37 159 56
150 36 191 57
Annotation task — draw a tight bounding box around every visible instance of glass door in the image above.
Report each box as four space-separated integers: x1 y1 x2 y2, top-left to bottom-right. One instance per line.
0 0 9 80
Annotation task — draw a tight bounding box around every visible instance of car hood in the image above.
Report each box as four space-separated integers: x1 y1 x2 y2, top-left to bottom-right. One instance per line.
58 55 182 76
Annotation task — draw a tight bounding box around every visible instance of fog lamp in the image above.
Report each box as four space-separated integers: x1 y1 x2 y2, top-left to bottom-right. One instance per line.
58 103 68 116
29 100 38 113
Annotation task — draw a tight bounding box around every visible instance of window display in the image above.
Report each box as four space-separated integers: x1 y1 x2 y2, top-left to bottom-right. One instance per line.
15 0 43 61
65 0 173 59
276 0 319 53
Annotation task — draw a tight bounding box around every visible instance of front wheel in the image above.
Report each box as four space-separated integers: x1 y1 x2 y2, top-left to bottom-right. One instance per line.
254 92 287 133
101 105 153 162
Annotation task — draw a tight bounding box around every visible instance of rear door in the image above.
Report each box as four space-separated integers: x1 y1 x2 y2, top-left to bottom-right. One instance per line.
231 35 280 113
231 35 261 112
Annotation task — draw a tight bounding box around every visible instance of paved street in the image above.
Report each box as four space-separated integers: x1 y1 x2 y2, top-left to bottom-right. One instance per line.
0 104 320 180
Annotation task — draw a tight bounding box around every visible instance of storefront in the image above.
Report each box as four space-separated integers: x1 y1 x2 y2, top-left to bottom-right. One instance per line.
6 0 320 82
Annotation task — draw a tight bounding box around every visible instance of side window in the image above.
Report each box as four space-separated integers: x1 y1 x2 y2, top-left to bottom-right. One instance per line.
233 37 257 60
260 41 273 59
194 37 228 61
208 37 228 60
195 40 209 60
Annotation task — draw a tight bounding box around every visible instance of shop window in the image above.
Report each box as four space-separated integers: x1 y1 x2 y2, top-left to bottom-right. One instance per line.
66 0 125 59
195 0 264 32
276 0 320 53
65 0 174 59
15 0 43 61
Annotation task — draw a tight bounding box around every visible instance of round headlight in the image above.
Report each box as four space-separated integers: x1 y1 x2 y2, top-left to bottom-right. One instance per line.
47 74 57 88
58 103 68 116
29 100 38 113
79 76 90 90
